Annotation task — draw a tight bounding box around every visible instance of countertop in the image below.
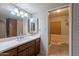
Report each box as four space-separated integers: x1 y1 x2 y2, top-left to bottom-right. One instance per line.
0 34 40 53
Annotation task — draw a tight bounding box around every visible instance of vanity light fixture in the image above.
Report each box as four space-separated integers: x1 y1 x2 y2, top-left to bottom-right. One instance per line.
14 8 19 13
24 13 28 17
19 11 24 15
10 8 29 18
30 18 33 22
21 15 25 18
56 9 61 13
53 9 61 13
17 13 20 16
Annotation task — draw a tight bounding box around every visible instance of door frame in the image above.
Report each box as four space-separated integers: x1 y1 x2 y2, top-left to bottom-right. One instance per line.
48 4 72 56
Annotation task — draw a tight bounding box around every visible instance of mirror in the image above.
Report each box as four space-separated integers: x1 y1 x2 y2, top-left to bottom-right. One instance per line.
0 3 39 39
28 18 39 34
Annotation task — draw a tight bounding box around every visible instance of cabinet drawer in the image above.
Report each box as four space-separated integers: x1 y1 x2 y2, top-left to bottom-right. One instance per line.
18 40 35 52
18 50 26 56
26 40 35 47
3 48 17 56
18 43 27 52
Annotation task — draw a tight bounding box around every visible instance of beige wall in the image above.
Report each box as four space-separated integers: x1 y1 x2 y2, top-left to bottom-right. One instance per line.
49 15 69 35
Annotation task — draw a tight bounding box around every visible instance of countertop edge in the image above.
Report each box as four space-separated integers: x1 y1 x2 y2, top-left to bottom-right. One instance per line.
0 34 40 53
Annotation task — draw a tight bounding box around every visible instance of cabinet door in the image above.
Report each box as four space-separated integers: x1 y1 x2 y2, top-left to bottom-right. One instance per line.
18 40 36 56
35 38 40 55
28 40 35 56
18 43 27 52
28 45 35 56
18 43 29 56
26 49 29 56
18 50 26 56
6 18 17 37
18 49 29 56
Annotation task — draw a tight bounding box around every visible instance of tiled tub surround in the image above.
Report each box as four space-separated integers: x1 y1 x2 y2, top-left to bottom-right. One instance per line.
0 34 40 55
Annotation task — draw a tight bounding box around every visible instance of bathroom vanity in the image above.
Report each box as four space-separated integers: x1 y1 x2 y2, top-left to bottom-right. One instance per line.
0 34 40 56
0 4 40 56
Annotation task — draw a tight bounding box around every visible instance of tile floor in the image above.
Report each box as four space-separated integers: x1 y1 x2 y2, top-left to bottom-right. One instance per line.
48 43 69 56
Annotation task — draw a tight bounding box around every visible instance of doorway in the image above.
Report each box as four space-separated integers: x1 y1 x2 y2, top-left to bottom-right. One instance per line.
48 5 71 56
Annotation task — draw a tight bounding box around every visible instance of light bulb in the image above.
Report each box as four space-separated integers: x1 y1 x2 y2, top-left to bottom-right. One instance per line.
17 13 20 16
20 11 24 15
30 18 33 22
21 15 25 18
14 8 19 13
11 11 16 15
24 13 28 17
56 9 61 13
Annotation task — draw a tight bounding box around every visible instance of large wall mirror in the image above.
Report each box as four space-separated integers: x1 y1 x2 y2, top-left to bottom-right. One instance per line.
0 3 39 39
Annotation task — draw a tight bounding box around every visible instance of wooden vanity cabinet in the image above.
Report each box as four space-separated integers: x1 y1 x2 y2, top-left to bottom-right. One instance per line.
28 44 35 56
18 50 27 56
18 40 36 56
3 48 17 56
2 38 40 56
17 43 27 56
27 40 36 56
35 38 40 55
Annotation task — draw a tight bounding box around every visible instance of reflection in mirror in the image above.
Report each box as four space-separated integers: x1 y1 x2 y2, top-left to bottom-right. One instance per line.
0 19 6 38
6 18 17 37
0 3 39 39
0 3 32 39
31 23 35 32
28 18 39 34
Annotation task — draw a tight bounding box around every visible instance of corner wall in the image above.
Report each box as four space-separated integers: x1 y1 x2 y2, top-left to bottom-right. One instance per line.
72 3 79 56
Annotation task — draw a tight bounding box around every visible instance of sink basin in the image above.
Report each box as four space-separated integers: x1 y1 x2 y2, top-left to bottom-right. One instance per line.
16 36 32 41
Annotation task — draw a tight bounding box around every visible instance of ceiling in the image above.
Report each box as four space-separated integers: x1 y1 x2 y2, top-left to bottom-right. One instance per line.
0 3 67 19
14 3 67 14
0 3 21 19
